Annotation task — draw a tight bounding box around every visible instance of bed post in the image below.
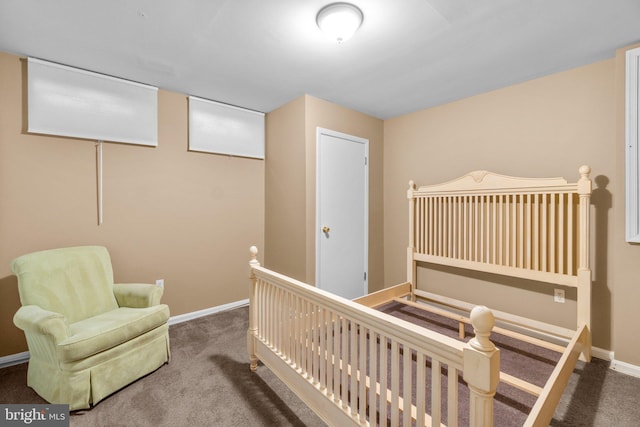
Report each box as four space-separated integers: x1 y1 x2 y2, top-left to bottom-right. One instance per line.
577 165 592 361
407 180 417 301
248 246 260 371
463 306 500 427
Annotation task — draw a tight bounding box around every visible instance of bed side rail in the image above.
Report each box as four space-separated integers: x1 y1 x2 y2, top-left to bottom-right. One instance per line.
247 247 500 427
523 323 590 427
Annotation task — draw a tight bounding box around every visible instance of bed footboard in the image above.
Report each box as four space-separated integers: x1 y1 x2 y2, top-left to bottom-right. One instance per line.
248 247 501 427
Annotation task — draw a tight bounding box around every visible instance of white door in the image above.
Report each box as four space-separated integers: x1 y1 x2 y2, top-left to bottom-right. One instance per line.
316 128 368 299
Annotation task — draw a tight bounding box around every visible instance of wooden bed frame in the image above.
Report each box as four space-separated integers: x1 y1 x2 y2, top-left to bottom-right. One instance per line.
247 166 592 426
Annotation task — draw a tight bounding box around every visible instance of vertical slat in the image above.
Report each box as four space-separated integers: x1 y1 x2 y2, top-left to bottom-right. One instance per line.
369 330 378 424
264 282 269 344
311 303 317 383
492 194 498 264
390 340 400 427
296 296 302 370
451 196 460 258
256 280 262 341
474 195 479 262
479 195 485 262
319 308 326 389
559 193 565 274
417 197 423 254
432 197 437 256
421 198 426 254
448 366 459 427
431 359 442 426
306 301 312 378
262 282 268 345
541 193 548 272
438 196 444 256
402 345 412 426
333 313 341 403
519 194 524 268
500 195 505 265
512 196 517 268
282 289 287 357
415 353 426 427
359 325 367 422
463 196 468 260
427 197 434 255
568 193 574 275
279 288 284 355
533 193 540 271
526 193 532 269
326 311 333 397
274 286 279 351
458 196 464 259
550 193 556 273
468 196 473 261
286 292 291 357
350 323 358 415
276 289 282 354
447 197 455 258
266 284 272 347
379 336 388 425
504 195 510 267
341 318 349 409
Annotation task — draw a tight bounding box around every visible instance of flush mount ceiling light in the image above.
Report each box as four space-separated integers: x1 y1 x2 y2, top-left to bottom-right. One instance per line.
316 2 363 43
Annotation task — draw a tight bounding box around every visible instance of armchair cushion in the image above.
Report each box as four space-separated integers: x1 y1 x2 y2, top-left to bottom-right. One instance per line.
60 304 169 363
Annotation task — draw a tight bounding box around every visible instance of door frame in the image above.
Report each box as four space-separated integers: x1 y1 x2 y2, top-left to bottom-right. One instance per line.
315 127 369 297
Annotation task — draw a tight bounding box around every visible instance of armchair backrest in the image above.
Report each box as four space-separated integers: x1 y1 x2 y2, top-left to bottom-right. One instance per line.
11 246 119 323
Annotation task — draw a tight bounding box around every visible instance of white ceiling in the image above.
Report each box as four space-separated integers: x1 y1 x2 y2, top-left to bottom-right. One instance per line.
1 0 639 119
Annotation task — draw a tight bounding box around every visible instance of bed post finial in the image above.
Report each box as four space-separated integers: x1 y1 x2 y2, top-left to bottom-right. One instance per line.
407 180 416 198
469 306 496 352
579 165 591 180
249 245 260 268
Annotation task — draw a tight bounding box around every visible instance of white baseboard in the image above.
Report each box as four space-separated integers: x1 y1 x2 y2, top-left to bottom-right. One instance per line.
611 358 640 378
592 346 614 362
0 299 250 369
0 351 30 369
167 298 249 326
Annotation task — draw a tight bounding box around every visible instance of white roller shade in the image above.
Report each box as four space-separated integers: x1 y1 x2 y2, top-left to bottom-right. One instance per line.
188 96 264 159
28 57 158 146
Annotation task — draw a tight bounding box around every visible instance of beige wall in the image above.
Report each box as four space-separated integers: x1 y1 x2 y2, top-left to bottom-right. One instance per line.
384 49 640 365
264 96 306 279
0 51 264 357
265 95 385 291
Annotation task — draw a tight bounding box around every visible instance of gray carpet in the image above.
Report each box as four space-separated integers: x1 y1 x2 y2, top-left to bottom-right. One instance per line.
1 306 639 426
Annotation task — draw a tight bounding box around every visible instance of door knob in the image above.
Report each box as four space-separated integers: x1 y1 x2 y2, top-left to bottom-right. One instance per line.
322 226 330 233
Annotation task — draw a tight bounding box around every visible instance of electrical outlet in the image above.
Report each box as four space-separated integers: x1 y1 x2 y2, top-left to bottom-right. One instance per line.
155 279 164 288
554 289 565 303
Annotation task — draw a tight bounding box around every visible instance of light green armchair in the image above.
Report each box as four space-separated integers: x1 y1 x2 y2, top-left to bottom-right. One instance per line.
11 246 170 410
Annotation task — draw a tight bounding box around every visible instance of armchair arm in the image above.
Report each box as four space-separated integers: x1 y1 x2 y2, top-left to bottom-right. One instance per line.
13 305 70 343
113 283 163 308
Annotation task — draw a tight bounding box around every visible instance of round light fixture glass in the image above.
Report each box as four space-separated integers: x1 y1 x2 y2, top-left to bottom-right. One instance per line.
316 3 363 43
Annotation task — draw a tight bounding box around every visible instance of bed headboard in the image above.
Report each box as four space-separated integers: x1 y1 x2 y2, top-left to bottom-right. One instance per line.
407 166 592 331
